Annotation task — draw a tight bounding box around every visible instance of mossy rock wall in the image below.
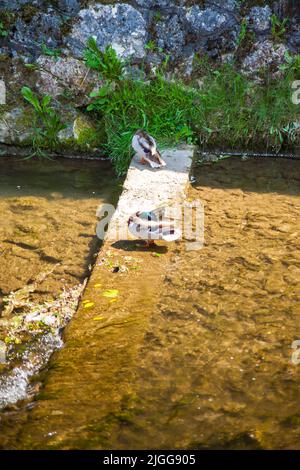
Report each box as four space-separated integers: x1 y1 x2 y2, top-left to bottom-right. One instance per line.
0 0 299 152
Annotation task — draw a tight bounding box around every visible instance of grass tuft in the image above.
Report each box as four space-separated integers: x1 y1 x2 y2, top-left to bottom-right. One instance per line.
22 38 300 172
84 46 300 175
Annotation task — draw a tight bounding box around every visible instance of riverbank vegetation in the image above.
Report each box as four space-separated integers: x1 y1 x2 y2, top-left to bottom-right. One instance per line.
21 86 66 157
21 38 300 175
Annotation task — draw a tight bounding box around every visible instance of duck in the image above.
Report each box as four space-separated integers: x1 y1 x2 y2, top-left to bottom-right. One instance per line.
132 130 166 169
127 207 181 247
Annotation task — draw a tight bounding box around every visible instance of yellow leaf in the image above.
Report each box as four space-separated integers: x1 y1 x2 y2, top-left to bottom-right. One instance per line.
83 299 91 304
102 289 119 299
93 316 105 321
94 283 102 288
83 302 95 308
109 299 117 303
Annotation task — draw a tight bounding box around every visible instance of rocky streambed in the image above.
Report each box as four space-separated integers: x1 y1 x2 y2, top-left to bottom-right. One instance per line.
0 155 299 449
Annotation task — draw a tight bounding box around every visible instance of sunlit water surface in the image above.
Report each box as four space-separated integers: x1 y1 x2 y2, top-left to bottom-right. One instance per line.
0 157 300 449
0 157 120 413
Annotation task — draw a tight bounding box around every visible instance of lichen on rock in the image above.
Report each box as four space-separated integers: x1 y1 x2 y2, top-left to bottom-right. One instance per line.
36 55 99 101
247 5 272 35
10 10 62 59
65 3 148 59
58 113 106 150
0 108 33 145
242 39 288 77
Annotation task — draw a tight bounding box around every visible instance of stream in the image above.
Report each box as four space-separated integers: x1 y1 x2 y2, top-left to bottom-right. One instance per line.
0 156 300 449
0 157 121 412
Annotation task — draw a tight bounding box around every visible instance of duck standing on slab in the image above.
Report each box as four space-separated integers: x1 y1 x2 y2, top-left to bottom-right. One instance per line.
132 130 166 169
128 207 181 247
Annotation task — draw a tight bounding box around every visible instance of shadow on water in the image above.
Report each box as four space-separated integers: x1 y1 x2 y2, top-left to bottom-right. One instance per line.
193 157 300 196
112 240 168 253
0 157 122 200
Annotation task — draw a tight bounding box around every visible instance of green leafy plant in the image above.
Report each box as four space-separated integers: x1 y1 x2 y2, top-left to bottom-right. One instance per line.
280 52 300 74
237 18 248 47
41 43 62 59
145 40 156 52
84 37 299 175
83 37 123 81
153 12 162 22
87 71 199 174
271 14 288 42
24 63 39 71
144 40 163 54
0 21 8 37
87 83 115 112
21 86 66 156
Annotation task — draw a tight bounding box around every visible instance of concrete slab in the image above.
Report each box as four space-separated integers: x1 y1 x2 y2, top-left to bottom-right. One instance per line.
6 145 195 449
107 145 194 241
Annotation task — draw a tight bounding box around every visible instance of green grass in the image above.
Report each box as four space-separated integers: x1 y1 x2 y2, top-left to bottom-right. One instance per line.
87 74 198 174
195 61 300 150
0 21 8 37
83 37 123 81
41 43 62 59
271 14 288 42
236 18 248 47
20 38 300 172
85 46 300 175
21 86 66 156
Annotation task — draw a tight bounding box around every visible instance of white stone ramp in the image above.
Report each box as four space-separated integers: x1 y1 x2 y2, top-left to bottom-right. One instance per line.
106 145 194 241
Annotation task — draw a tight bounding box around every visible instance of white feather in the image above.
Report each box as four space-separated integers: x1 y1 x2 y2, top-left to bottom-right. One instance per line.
131 131 166 168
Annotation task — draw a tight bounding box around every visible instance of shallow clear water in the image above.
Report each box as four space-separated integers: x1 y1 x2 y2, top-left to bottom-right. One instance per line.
1 157 300 449
0 157 121 412
0 157 121 309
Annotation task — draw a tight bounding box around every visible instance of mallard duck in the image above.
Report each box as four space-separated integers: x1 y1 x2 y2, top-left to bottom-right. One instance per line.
127 207 181 247
132 130 166 168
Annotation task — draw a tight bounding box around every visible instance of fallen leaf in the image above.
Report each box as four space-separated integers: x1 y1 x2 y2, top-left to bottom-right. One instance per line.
94 283 102 288
93 316 105 321
102 289 119 299
83 302 95 308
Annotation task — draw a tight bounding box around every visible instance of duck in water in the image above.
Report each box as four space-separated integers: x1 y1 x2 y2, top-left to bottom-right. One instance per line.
132 130 166 169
